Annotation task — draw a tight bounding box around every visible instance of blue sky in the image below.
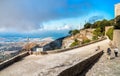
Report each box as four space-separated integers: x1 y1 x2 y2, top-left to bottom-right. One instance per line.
0 0 120 39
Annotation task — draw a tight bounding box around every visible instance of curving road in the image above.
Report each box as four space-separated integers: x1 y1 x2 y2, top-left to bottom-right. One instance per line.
0 39 109 76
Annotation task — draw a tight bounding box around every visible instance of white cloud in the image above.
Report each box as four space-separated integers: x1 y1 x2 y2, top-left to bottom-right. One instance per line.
0 28 6 32
56 24 71 30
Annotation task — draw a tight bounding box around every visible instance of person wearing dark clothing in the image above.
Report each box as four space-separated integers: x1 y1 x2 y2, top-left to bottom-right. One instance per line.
114 47 119 57
96 46 100 51
107 48 111 59
107 48 111 55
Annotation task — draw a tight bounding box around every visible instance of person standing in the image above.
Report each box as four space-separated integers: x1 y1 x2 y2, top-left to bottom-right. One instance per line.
107 48 111 59
96 46 100 51
114 47 119 57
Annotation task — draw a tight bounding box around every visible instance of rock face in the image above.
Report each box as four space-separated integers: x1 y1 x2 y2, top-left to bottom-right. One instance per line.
80 29 94 40
113 30 120 50
43 37 66 51
62 37 74 48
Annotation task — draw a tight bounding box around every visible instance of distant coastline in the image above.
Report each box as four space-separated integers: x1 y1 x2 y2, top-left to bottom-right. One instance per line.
0 37 55 42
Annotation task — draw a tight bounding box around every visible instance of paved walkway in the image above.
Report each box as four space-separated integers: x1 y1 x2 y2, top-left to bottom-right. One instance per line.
86 47 120 76
0 39 109 76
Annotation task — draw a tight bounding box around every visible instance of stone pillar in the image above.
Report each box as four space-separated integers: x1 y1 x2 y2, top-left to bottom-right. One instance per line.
115 3 120 17
113 30 120 50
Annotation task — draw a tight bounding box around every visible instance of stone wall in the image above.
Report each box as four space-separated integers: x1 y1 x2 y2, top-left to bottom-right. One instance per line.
44 37 106 54
0 51 29 70
115 3 120 17
113 30 120 50
58 50 103 76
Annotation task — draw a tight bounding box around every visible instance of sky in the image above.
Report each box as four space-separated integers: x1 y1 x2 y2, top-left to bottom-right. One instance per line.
0 0 120 39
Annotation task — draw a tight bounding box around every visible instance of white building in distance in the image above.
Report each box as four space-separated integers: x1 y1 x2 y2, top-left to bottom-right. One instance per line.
115 3 120 17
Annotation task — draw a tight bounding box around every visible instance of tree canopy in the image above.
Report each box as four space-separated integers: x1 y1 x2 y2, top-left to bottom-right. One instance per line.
83 19 114 38
84 23 92 29
114 15 120 29
69 29 79 35
93 27 103 37
84 19 113 29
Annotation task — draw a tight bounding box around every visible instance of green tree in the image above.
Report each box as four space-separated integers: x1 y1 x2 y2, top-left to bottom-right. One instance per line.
93 27 103 37
72 29 79 35
92 35 98 40
82 39 91 44
68 30 72 35
92 19 112 36
114 15 120 29
92 21 101 28
109 19 114 26
68 29 79 35
84 23 92 29
106 27 113 40
70 39 80 47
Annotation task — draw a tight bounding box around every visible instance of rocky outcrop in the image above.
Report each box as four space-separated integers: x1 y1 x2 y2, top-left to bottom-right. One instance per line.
43 37 66 51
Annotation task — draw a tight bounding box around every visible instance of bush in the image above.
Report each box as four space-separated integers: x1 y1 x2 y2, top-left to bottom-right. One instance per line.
106 27 113 40
92 36 98 40
82 39 91 44
69 29 79 35
114 15 120 29
114 23 120 29
84 23 92 29
70 39 80 47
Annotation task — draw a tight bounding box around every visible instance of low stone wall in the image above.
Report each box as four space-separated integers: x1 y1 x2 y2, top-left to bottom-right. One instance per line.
45 37 106 54
0 51 29 70
58 50 103 76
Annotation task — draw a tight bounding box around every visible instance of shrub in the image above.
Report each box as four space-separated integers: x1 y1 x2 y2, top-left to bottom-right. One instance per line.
84 23 92 29
106 27 113 40
114 15 120 29
93 27 103 37
82 39 91 44
69 29 79 35
70 39 80 47
92 36 98 40
114 23 120 29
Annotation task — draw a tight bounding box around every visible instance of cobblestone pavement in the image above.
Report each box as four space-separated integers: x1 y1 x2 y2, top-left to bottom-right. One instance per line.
86 49 120 76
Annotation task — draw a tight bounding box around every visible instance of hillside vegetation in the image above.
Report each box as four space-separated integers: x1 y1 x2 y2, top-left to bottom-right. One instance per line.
67 18 115 48
106 27 113 40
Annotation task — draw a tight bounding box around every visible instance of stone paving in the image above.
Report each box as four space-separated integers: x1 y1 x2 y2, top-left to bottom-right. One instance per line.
86 49 120 76
0 39 109 76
